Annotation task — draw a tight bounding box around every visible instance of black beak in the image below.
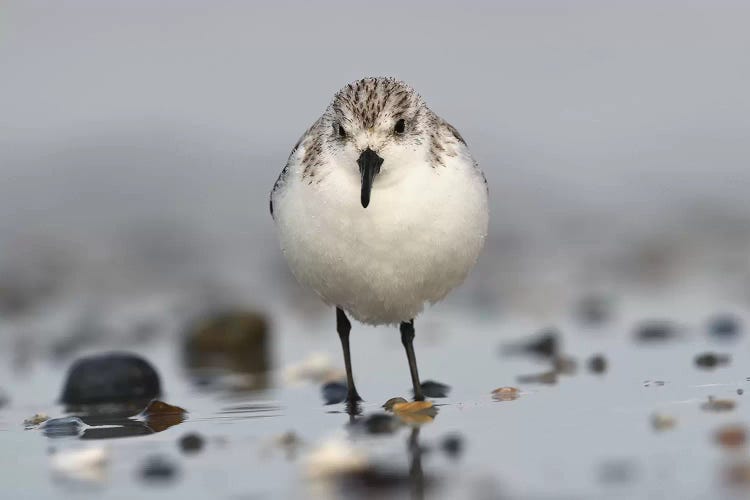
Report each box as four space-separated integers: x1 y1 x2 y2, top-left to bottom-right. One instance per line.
357 147 384 208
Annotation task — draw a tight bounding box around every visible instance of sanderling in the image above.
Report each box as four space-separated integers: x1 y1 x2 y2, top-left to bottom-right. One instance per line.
270 77 488 402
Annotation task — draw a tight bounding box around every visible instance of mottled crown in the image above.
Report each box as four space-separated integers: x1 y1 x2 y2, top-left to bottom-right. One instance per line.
329 77 425 129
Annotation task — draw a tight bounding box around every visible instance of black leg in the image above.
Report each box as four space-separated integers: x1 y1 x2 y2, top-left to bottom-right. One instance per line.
336 307 362 403
400 319 424 401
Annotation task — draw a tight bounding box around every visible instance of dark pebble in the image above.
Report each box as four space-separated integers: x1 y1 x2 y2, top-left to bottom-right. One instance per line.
419 380 451 398
179 432 205 454
598 459 637 484
634 320 681 342
738 389 744 396
322 381 348 405
518 371 558 385
576 295 613 326
587 354 608 374
504 328 560 358
61 352 161 405
360 413 400 435
708 314 742 339
441 433 464 459
140 455 179 482
183 311 270 387
695 352 731 369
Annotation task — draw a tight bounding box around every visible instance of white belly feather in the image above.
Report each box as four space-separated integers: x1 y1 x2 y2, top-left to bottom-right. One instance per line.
273 156 488 325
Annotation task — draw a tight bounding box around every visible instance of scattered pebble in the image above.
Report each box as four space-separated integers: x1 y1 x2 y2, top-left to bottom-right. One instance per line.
716 424 747 449
708 314 742 339
643 380 666 387
598 459 637 484
694 352 731 369
419 380 450 398
441 433 464 459
24 413 49 428
179 433 205 454
61 352 161 406
321 381 348 405
634 320 681 343
491 387 520 402
141 400 186 417
724 460 750 487
42 417 85 438
51 446 108 483
587 354 608 374
140 455 179 483
305 436 369 479
274 431 303 455
382 397 408 410
738 389 744 396
575 294 613 326
553 355 577 375
392 401 438 425
702 396 736 412
504 328 560 358
517 371 557 385
651 413 677 431
184 310 270 388
0 389 9 408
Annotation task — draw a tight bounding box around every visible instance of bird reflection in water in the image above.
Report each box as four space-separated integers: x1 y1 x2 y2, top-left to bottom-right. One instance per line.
339 400 431 500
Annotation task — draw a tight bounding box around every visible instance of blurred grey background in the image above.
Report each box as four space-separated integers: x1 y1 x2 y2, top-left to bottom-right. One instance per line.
2 0 750 319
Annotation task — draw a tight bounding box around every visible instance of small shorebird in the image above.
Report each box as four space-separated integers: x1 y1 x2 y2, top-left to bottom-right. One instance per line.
270 77 488 402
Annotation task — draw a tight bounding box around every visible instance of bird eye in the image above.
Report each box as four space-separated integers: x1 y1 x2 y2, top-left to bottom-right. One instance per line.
394 119 405 135
338 124 347 138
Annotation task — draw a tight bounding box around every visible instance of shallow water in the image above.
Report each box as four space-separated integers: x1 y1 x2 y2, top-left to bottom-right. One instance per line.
2 292 750 500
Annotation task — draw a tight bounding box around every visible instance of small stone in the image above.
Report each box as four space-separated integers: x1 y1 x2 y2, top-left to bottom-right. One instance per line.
141 400 187 433
141 400 187 417
716 424 747 449
140 455 179 482
322 381 348 405
42 416 85 438
598 459 637 484
419 380 450 398
183 311 270 384
708 314 742 339
491 387 520 401
576 295 613 326
553 355 577 375
275 431 303 449
24 413 49 428
634 320 680 343
701 396 736 412
61 352 161 406
0 389 9 408
504 328 560 358
724 460 750 486
179 433 205 454
382 397 408 410
738 389 744 396
518 371 558 385
587 354 608 374
695 352 731 369
643 380 666 387
51 446 108 483
651 413 676 431
441 433 464 459
392 401 438 425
